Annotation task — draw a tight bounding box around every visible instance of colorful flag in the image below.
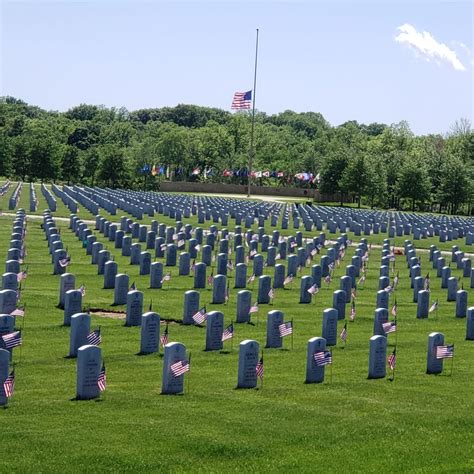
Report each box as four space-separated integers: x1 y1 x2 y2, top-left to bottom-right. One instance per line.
10 306 25 317
177 239 185 248
87 328 102 346
350 301 356 321
17 270 27 282
160 324 169 347
268 288 275 300
283 275 294 286
388 349 396 370
382 321 397 334
3 369 15 398
2 331 22 349
429 299 439 313
222 323 234 342
161 272 171 284
231 90 252 110
436 344 454 359
129 281 137 291
424 273 430 291
192 307 208 324
324 274 332 285
79 285 86 297
307 284 319 295
256 355 264 380
339 323 347 343
98 363 106 392
171 359 190 377
207 272 214 286
314 351 332 366
247 274 256 284
278 321 293 337
391 301 398 317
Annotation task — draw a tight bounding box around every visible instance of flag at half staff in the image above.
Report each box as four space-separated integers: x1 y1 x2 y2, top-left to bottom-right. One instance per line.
231 90 252 110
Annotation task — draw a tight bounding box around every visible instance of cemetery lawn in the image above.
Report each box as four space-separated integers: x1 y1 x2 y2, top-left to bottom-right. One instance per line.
0 189 473 472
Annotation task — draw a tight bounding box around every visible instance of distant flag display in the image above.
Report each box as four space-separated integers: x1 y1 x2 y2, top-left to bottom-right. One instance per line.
231 90 252 110
314 351 332 366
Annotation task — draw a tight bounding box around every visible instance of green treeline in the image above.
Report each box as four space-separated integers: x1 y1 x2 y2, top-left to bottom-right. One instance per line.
0 96 473 214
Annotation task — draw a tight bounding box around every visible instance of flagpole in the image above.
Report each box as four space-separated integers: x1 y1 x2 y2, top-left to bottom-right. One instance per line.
187 352 191 394
247 28 259 198
291 318 294 350
450 346 454 377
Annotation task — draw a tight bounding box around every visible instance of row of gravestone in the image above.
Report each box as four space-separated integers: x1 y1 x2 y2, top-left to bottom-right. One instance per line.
51 183 78 213
8 182 22 211
29 183 38 212
41 183 57 211
42 211 71 275
0 180 11 197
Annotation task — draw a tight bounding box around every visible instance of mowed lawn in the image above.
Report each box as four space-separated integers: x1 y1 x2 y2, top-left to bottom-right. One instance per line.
1 186 473 472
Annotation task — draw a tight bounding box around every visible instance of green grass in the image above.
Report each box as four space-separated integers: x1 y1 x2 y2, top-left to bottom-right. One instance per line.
1 187 474 472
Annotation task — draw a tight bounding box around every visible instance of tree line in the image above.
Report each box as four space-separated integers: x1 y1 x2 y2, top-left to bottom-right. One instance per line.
0 96 473 214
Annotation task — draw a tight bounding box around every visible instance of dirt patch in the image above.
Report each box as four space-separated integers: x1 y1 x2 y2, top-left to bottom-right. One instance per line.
89 309 181 324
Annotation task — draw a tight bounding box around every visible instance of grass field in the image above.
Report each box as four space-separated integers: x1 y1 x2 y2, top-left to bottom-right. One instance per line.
1 183 473 472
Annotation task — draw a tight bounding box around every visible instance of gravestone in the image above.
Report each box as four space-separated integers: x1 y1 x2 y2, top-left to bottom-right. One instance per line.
237 339 259 389
114 273 129 305
447 277 457 301
312 264 322 288
140 312 160 354
340 276 351 303
212 275 226 304
122 236 132 256
64 289 82 326
2 273 18 292
373 308 389 335
97 250 110 275
236 290 252 323
234 263 247 288
166 244 177 266
266 310 284 348
426 332 444 374
125 290 143 326
253 254 264 277
76 345 102 400
193 262 206 289
150 262 164 289
161 342 187 394
183 290 200 325
257 275 271 304
368 335 387 379
179 252 191 276
305 337 327 383
205 311 224 351
376 290 389 310
103 261 118 289
139 252 152 275
456 290 468 318
130 244 141 265
300 275 313 304
333 290 346 320
321 308 338 346
59 273 76 308
69 313 91 358
0 348 10 406
466 307 474 340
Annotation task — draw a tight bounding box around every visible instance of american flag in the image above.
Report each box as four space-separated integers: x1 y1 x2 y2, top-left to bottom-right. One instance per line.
177 239 185 248
207 272 214 286
250 249 257 257
222 323 234 342
79 285 86 297
382 321 397 334
290 241 298 248
59 256 71 268
279 321 293 337
351 288 357 300
424 273 430 291
129 281 137 291
391 302 398 317
429 299 439 313
388 349 396 370
314 351 332 366
393 272 399 288
350 302 356 321
171 359 190 377
195 244 201 252
227 261 234 271
192 307 208 324
98 363 106 392
339 323 347 343
231 90 252 109
436 344 454 359
268 288 275 299
256 355 264 380
191 260 196 273
283 275 294 286
11 305 25 317
161 272 171 284
17 270 27 282
328 262 335 271
160 324 169 347
225 284 230 303
87 328 102 345
2 330 22 349
384 285 394 294
247 274 256 284
3 369 14 398
275 253 281 260
307 284 319 295
310 248 317 256
249 303 259 314
324 274 332 285
358 274 366 285
160 243 167 251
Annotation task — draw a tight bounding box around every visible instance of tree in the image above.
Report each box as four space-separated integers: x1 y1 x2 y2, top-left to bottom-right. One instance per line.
97 144 131 188
61 146 82 184
438 156 469 214
397 159 431 211
340 153 371 207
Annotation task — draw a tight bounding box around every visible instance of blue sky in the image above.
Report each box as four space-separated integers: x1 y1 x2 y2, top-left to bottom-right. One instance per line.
1 1 473 135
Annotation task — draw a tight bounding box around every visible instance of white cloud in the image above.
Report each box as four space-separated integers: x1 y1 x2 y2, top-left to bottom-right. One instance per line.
395 23 466 72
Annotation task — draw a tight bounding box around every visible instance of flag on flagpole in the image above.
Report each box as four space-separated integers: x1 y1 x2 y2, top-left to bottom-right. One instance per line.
2 330 22 349
249 302 259 314
171 359 190 377
10 306 25 317
247 274 256 284
192 307 208 324
339 323 347 343
436 344 454 359
278 321 293 337
350 301 356 321
231 90 252 110
160 324 169 347
222 323 234 342
98 363 106 392
268 288 275 300
307 283 319 295
161 272 171 284
256 355 264 380
382 321 397 334
59 256 71 268
3 369 15 398
17 270 27 282
429 299 439 313
314 351 332 366
79 284 86 297
283 275 294 286
391 301 398 317
87 327 102 346
207 272 214 286
388 348 396 370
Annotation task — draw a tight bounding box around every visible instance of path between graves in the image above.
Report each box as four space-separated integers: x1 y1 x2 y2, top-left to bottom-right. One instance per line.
4 212 473 258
